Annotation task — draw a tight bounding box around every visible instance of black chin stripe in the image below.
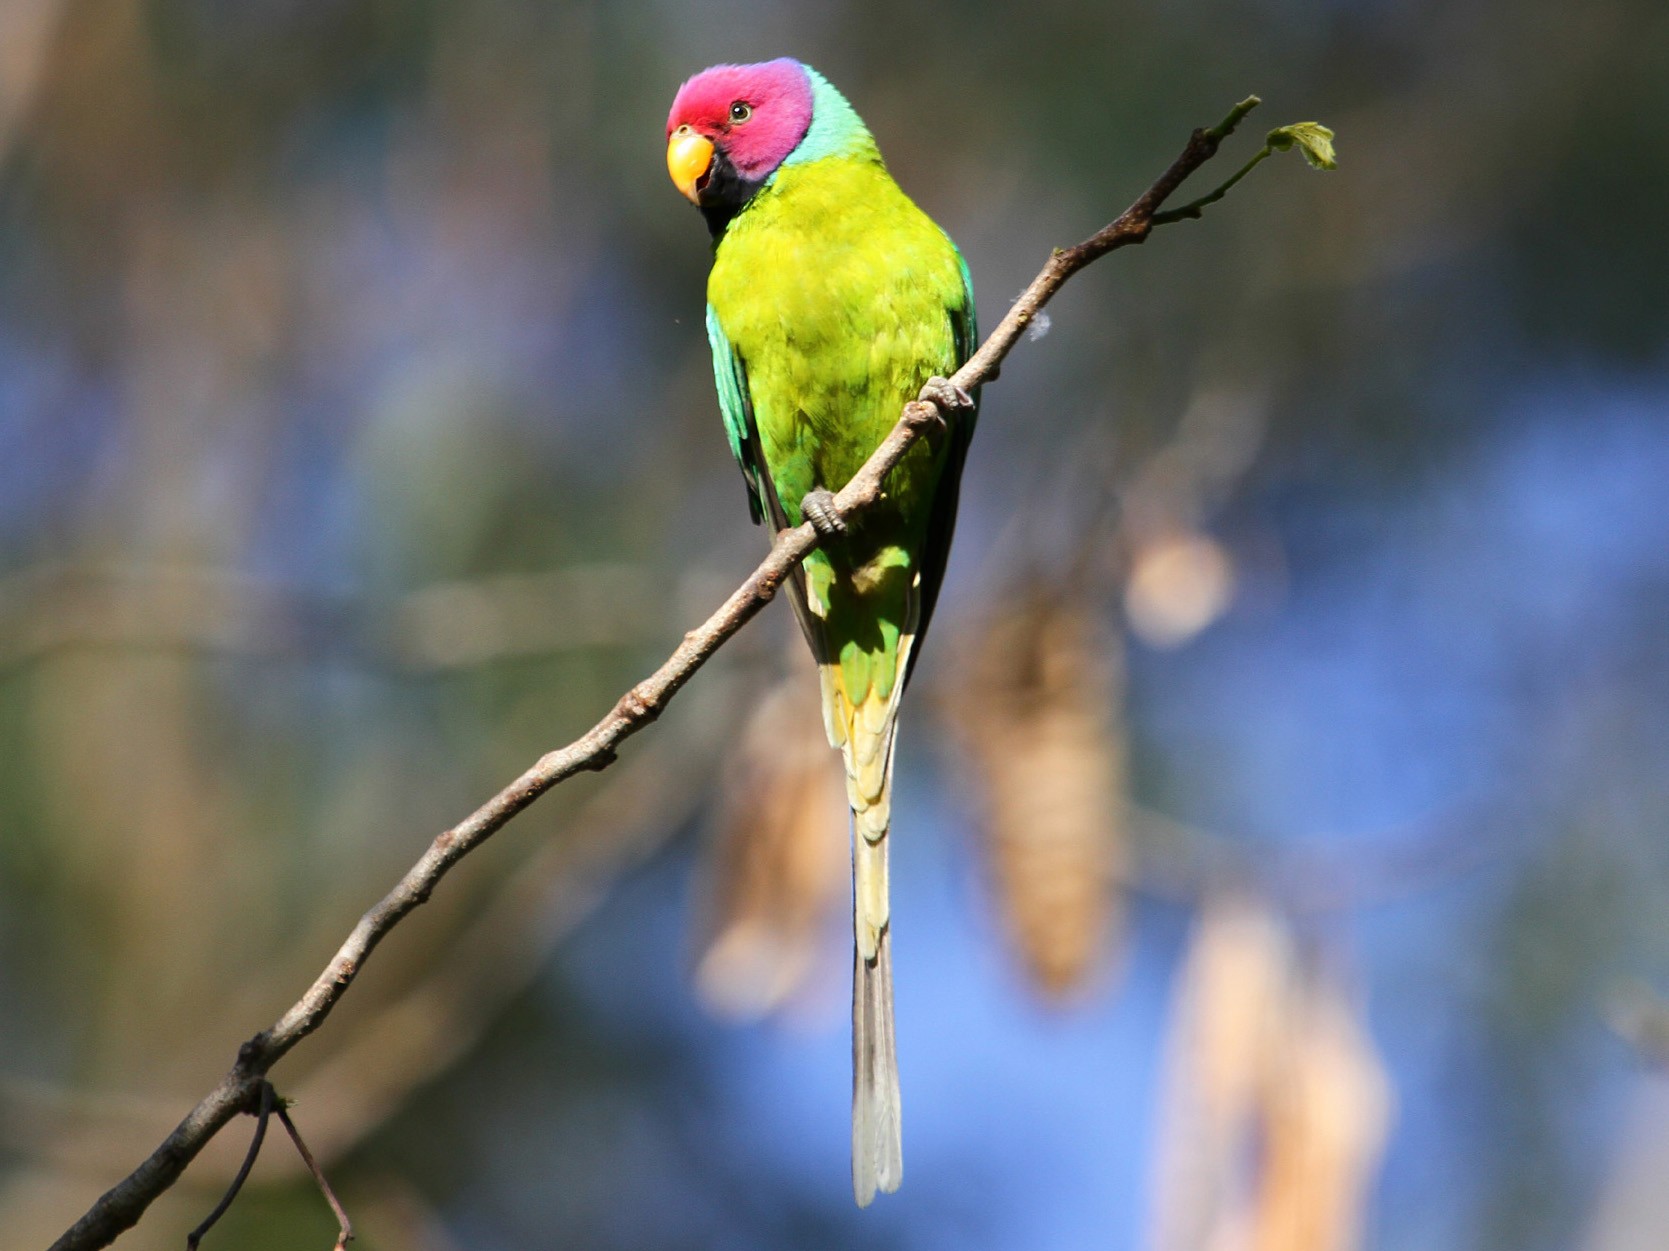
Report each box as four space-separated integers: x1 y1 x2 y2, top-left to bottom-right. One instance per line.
698 148 766 238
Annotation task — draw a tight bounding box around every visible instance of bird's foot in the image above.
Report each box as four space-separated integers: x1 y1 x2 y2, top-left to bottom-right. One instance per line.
801 488 848 540
918 375 975 416
915 376 974 445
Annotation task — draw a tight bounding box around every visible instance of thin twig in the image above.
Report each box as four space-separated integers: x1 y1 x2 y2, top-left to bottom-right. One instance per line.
185 1082 273 1251
1150 149 1273 225
272 1104 353 1250
49 94 1272 1251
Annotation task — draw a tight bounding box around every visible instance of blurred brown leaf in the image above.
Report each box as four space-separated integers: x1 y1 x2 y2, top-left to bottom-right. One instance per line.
1148 894 1392 1251
0 0 67 164
1253 970 1393 1251
944 586 1127 998
1149 893 1292 1251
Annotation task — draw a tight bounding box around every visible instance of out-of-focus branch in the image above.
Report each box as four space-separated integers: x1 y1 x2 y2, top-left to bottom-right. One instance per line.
1126 799 1513 913
50 94 1311 1251
0 0 67 164
5 702 728 1185
0 561 741 671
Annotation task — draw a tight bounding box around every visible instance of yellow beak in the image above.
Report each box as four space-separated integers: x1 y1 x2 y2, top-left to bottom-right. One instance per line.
667 127 715 204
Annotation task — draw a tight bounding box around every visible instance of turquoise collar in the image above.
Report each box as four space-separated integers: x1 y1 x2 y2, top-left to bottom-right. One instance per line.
784 64 880 166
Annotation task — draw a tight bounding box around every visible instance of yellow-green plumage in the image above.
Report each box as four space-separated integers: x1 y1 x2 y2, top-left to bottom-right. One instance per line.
701 64 976 1206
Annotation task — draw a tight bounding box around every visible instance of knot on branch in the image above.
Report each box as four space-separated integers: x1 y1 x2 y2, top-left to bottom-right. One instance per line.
240 1079 276 1117
618 686 659 724
234 1035 270 1072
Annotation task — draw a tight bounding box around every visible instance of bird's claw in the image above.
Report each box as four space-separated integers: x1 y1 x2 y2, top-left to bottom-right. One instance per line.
801 488 848 540
918 375 975 415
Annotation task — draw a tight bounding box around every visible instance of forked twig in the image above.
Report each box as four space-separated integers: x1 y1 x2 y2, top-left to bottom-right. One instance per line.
184 1083 272 1250
183 1082 352 1251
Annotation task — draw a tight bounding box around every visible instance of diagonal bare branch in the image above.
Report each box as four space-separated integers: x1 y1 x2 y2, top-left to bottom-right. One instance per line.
48 94 1272 1251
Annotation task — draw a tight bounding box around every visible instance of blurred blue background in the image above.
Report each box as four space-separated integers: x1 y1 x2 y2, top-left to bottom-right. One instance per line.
2 1 1667 1248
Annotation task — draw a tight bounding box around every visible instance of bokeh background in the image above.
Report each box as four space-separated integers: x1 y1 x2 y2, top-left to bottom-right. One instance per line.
2 1 1667 1248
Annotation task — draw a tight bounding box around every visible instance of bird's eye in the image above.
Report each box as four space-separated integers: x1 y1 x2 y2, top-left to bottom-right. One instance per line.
729 101 752 123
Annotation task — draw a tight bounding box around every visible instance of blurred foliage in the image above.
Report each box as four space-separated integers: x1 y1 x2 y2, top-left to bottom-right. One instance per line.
943 585 1127 1000
1149 895 1390 1251
1 0 1666 1249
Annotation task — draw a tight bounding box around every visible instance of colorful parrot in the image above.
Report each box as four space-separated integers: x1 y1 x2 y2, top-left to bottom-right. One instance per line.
665 58 978 1205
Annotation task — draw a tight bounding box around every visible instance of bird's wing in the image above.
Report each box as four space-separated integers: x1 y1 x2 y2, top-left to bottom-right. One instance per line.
706 303 767 525
706 301 830 663
905 245 979 682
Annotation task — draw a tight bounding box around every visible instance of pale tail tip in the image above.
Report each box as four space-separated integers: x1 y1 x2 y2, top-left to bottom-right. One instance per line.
852 938 902 1207
853 1158 902 1207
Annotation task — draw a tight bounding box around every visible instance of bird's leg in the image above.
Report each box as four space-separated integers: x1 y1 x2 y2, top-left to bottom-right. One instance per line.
803 377 971 540
801 488 848 540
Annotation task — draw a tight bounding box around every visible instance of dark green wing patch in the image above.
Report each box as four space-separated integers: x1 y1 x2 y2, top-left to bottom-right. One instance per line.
950 248 978 369
906 245 980 684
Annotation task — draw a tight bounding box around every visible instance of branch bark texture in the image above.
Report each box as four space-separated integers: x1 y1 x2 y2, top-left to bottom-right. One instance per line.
49 96 1262 1251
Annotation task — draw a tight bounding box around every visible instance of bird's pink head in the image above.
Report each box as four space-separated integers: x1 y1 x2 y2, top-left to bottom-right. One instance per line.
665 59 813 213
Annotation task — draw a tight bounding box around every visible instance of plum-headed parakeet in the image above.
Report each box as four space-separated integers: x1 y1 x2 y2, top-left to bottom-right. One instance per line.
666 58 977 1206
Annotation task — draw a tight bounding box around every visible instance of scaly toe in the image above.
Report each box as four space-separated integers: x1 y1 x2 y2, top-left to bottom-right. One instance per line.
801 488 848 540
919 375 975 414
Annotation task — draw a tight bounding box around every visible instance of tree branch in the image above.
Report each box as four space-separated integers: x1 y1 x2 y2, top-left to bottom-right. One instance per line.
49 94 1276 1251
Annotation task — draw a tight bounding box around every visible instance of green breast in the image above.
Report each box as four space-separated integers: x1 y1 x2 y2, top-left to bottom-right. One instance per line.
707 155 963 537
707 153 970 705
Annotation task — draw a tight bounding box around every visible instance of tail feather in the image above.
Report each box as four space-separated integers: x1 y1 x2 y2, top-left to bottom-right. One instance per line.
823 636 912 1206
853 928 902 1206
852 811 890 961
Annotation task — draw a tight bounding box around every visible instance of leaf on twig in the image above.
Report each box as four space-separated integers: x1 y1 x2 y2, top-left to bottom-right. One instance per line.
1266 122 1338 170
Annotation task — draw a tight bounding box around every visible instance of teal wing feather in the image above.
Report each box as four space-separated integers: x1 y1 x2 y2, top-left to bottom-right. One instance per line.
706 303 765 525
906 245 979 681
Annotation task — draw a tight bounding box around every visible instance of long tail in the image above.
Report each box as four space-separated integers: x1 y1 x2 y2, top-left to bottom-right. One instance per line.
821 648 910 1206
